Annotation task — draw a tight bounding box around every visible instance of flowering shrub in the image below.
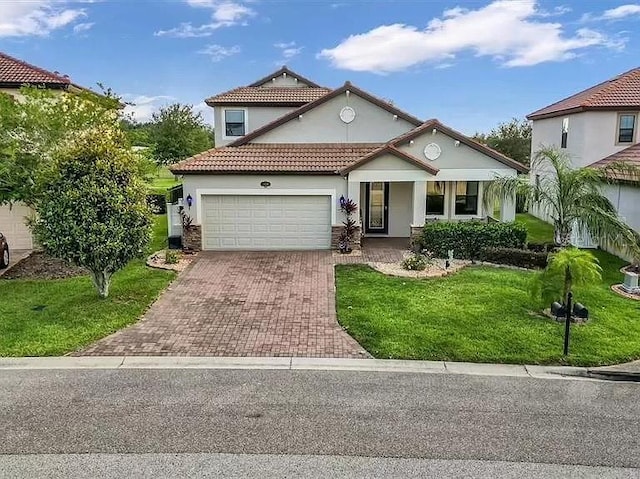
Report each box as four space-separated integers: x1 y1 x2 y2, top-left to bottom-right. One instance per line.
402 252 432 271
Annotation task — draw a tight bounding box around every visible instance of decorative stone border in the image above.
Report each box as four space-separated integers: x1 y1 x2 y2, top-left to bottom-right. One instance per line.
368 257 470 279
611 284 640 301
146 250 196 272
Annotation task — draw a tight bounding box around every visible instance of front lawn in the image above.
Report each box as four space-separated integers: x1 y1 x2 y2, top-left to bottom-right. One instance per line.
148 166 180 193
516 213 554 244
0 215 175 356
336 250 640 366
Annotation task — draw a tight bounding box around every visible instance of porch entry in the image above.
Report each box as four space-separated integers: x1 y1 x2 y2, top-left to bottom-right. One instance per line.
364 182 389 234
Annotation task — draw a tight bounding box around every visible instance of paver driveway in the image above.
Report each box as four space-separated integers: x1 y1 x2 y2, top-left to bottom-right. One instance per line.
78 251 369 358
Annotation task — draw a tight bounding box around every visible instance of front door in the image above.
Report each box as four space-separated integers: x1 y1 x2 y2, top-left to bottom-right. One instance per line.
364 182 389 234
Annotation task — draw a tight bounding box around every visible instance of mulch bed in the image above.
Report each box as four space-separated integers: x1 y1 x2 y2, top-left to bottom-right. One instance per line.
1 252 87 280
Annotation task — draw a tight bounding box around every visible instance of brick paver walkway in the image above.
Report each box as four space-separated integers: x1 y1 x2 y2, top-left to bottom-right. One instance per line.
77 251 370 358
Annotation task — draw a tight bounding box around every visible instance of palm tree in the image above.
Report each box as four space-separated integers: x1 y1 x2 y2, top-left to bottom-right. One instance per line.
484 146 640 255
532 248 602 306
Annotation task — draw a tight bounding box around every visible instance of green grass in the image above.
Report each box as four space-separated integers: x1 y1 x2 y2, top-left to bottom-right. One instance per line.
336 250 640 366
147 166 180 193
516 213 555 243
0 215 175 356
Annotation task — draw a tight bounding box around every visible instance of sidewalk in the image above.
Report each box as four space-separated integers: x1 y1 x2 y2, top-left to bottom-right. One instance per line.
0 356 596 381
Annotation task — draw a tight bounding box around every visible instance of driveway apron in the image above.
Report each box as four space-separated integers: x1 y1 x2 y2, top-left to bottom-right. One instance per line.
77 251 369 358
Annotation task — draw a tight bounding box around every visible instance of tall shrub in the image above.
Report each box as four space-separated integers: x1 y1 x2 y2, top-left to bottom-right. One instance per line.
419 221 527 260
31 128 152 298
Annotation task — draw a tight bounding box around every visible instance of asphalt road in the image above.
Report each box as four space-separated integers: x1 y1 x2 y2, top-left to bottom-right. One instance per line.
1 369 639 478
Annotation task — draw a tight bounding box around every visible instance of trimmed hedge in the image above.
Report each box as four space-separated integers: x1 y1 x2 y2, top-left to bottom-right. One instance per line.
419 221 527 260
481 247 549 269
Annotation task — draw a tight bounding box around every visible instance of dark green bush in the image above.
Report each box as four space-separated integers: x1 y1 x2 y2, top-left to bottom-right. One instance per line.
481 247 548 269
419 221 527 260
526 242 557 253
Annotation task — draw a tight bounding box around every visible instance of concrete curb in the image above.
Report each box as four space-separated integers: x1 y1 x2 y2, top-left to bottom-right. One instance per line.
0 356 599 380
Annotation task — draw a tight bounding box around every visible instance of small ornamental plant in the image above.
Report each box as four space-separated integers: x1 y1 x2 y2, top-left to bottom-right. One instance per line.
165 249 179 265
402 252 433 271
338 196 358 253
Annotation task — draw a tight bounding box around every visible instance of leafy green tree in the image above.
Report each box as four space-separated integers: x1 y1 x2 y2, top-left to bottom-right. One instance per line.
532 248 602 306
474 118 532 166
31 127 152 298
148 103 213 166
484 147 640 254
0 86 121 206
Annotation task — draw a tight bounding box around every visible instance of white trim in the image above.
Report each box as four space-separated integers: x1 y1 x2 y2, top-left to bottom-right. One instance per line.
450 181 483 219
222 107 249 140
349 170 434 182
195 188 338 224
425 180 449 220
430 169 516 181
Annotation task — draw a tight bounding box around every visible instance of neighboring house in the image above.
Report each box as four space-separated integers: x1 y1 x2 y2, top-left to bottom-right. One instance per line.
0 51 92 250
527 67 640 245
170 67 527 251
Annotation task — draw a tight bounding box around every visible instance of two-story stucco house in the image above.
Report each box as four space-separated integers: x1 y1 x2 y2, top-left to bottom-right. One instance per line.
527 67 640 245
171 67 528 251
0 51 92 251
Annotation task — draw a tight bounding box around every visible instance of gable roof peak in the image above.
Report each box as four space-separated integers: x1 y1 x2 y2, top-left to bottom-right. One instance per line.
247 66 324 88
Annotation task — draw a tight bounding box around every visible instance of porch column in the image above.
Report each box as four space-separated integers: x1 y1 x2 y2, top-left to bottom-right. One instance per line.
347 180 361 225
412 181 426 226
500 192 516 222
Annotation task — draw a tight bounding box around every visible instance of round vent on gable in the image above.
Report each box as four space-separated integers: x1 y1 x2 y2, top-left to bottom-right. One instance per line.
339 106 356 124
423 143 442 161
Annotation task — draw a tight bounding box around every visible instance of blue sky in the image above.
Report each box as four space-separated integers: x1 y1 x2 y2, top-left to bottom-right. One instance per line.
1 0 639 134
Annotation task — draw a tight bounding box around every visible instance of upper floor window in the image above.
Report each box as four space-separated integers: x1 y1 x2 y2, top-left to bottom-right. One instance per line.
455 181 479 216
224 109 246 137
561 117 569 149
618 114 637 144
426 181 445 216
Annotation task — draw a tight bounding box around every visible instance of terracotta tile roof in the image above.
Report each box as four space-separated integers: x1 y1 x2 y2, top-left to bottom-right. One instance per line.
248 66 324 88
528 67 640 120
170 143 383 174
206 86 331 106
340 145 439 175
589 143 640 182
0 51 71 87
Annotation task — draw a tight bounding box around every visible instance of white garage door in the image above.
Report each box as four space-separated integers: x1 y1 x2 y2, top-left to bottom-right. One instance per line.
0 203 33 250
202 195 331 250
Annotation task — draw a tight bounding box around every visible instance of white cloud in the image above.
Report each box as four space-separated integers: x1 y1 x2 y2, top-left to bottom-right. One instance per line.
122 94 176 123
0 1 88 37
602 4 640 20
198 44 241 61
155 1 255 37
73 21 94 33
193 101 214 126
319 0 623 72
274 41 303 60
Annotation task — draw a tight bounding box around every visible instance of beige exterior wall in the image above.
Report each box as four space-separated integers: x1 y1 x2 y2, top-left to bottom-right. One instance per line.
214 105 298 146
181 174 347 227
398 130 508 171
357 154 424 171
253 92 416 144
388 182 413 237
258 75 309 88
0 203 34 250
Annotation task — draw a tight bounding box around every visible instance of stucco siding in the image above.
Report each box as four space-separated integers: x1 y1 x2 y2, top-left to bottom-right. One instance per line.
214 105 298 146
253 92 416 144
181 174 347 226
388 182 413 237
357 154 425 171
398 130 511 170
259 76 309 88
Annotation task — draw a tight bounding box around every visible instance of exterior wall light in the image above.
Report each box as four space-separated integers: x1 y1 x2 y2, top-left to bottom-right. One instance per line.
186 194 193 209
261 181 271 188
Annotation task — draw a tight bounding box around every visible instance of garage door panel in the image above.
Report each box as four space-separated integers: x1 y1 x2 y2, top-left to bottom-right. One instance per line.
202 195 331 251
0 203 34 250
